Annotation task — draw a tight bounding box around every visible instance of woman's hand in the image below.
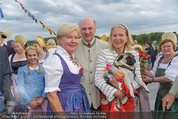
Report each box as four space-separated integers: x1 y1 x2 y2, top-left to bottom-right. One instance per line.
141 70 153 78
114 90 124 100
142 75 152 83
29 101 39 110
36 97 44 107
109 75 118 88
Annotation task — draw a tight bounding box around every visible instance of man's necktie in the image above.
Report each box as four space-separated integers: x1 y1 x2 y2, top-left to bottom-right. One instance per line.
88 43 91 48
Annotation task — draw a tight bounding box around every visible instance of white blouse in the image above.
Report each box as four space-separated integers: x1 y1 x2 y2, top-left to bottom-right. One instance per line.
94 49 142 102
43 46 81 93
151 55 178 82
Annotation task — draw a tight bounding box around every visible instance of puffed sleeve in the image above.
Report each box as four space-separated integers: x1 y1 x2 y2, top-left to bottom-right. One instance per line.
165 56 178 82
17 67 32 105
41 87 46 98
43 55 63 93
94 49 117 102
169 76 178 96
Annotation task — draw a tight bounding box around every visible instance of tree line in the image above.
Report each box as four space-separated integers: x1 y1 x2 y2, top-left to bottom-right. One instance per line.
26 32 178 47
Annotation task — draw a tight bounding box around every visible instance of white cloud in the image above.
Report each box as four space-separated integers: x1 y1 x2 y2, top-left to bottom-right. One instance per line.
1 0 178 41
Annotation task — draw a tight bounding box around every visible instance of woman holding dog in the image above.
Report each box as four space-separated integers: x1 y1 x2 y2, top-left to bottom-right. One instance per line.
94 24 150 118
142 32 178 119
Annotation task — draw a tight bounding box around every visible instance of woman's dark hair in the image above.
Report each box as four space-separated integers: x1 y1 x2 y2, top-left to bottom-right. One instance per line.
145 42 151 47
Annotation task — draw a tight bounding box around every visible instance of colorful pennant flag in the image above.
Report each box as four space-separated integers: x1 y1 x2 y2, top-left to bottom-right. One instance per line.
40 21 45 29
46 26 53 35
0 7 4 18
14 0 56 35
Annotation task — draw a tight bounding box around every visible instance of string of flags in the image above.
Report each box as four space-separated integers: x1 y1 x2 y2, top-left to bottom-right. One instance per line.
0 3 4 18
0 7 4 18
14 0 56 35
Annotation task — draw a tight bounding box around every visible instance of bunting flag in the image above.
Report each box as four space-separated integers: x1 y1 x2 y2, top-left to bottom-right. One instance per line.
0 7 4 18
46 26 53 35
14 0 56 35
40 21 45 29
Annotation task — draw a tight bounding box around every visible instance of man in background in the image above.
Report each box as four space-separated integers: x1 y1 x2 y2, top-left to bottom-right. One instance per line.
0 46 13 115
0 29 15 56
151 40 158 67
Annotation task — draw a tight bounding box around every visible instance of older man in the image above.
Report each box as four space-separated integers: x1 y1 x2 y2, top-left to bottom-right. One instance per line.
74 18 108 111
162 76 178 111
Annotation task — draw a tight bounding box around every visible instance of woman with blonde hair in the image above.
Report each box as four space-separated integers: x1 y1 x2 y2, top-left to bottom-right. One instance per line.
8 35 27 112
95 24 150 117
33 36 48 63
46 39 56 54
43 23 90 115
17 46 47 117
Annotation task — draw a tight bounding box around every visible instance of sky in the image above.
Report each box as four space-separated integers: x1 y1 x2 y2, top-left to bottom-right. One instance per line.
1 0 178 42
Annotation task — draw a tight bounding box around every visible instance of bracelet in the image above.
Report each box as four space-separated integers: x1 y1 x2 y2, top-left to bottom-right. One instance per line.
152 77 155 82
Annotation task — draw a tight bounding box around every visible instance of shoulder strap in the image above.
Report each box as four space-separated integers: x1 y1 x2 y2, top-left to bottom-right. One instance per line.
157 55 164 67
10 53 15 64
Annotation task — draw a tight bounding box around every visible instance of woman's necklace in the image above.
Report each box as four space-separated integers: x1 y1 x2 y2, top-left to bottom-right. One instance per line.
162 54 175 64
70 56 79 67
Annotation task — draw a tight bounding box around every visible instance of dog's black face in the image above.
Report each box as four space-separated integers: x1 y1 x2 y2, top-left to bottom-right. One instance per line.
117 53 136 66
125 53 136 66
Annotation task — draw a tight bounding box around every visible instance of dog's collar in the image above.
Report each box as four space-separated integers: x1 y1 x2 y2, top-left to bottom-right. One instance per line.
115 64 135 72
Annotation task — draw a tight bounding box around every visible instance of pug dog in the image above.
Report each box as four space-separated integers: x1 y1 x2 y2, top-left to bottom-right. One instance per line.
101 52 150 107
114 52 150 97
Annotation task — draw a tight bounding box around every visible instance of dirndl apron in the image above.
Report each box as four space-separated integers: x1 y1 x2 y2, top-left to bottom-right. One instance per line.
155 54 178 119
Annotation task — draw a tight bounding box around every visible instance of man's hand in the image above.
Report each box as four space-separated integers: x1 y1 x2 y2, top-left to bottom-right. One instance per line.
162 93 175 111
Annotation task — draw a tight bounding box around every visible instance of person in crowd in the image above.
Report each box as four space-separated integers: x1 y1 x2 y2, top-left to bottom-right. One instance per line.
151 40 158 67
43 23 90 115
46 39 56 54
17 46 47 117
133 44 152 71
74 18 108 111
133 40 138 45
0 46 13 114
7 40 14 47
162 75 178 112
8 35 27 112
0 29 15 56
94 24 150 117
33 36 48 63
142 32 178 119
145 42 153 65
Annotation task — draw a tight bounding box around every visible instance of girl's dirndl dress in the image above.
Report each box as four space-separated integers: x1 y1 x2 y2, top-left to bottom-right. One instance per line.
47 53 90 113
